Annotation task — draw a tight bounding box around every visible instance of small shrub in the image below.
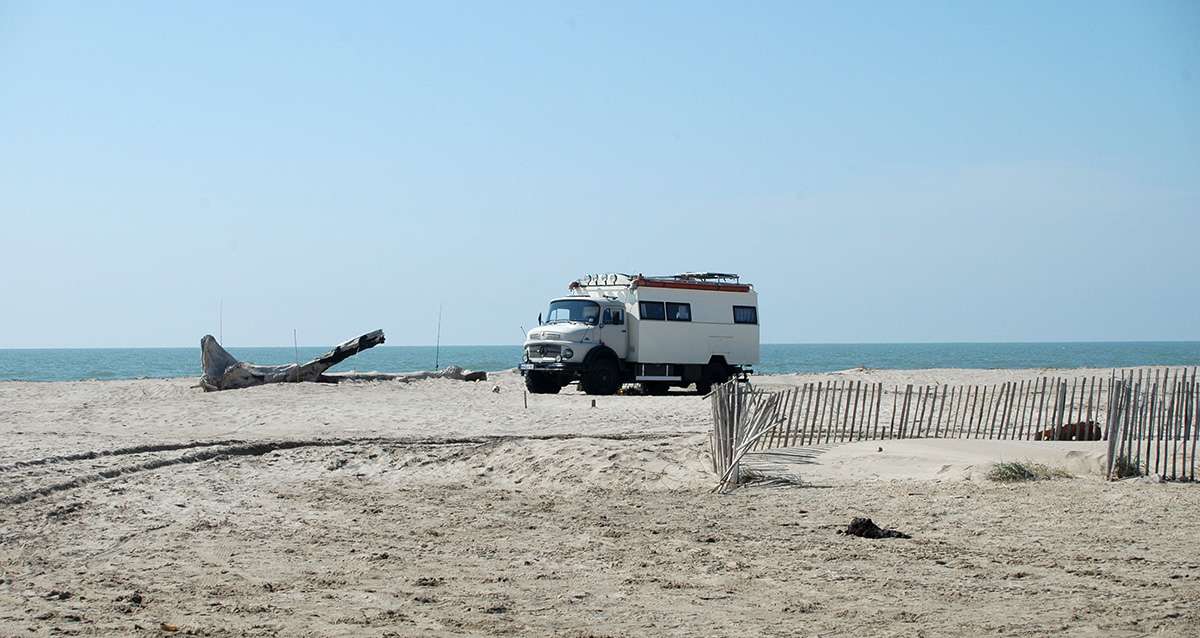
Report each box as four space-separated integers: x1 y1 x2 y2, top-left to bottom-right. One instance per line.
1111 456 1142 479
987 461 1073 482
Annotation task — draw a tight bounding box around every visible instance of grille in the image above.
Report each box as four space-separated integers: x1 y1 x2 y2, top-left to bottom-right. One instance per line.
526 344 562 359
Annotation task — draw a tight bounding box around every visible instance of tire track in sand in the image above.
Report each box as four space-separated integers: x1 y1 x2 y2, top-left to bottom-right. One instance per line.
0 432 690 506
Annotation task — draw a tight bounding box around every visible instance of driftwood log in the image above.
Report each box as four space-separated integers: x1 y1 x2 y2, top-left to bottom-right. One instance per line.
200 330 386 391
324 366 488 383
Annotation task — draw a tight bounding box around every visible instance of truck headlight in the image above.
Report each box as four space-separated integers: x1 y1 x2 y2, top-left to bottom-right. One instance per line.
562 347 574 360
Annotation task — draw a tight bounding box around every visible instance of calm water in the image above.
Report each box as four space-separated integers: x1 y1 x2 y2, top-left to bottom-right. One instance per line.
1 342 1198 382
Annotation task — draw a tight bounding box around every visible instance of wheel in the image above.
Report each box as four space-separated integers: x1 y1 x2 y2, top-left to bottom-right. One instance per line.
581 357 622 395
640 381 669 396
698 359 731 394
525 371 561 394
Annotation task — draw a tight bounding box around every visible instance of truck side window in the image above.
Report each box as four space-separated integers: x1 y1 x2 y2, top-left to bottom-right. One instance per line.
665 302 691 322
602 308 624 325
733 305 758 324
639 301 666 320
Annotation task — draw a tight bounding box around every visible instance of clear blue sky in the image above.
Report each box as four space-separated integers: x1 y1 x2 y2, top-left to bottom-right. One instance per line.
1 1 1197 347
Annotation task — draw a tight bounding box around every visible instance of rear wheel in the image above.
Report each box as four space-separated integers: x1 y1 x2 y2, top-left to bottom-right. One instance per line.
525 371 561 394
581 357 622 395
698 359 731 394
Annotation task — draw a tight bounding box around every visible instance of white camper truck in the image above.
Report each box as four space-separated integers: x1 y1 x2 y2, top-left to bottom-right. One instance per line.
519 273 760 395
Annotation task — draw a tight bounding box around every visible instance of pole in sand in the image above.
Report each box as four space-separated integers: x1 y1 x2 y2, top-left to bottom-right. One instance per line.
434 303 443 370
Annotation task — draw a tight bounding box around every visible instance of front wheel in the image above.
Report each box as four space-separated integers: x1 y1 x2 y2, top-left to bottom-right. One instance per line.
581 358 622 395
525 371 562 394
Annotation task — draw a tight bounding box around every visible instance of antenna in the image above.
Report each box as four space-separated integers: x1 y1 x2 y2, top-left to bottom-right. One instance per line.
434 303 443 370
293 328 299 381
219 299 223 343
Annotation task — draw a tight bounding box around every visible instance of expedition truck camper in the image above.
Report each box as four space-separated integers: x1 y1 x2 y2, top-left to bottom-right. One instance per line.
520 273 760 395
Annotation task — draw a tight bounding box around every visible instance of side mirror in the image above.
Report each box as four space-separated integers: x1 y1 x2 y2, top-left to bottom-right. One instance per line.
537 313 542 326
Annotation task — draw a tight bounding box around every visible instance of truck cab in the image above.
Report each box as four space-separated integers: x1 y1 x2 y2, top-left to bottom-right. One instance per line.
520 273 758 396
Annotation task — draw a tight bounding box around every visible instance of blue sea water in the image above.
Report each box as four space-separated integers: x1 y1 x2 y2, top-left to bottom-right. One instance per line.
0 342 1198 383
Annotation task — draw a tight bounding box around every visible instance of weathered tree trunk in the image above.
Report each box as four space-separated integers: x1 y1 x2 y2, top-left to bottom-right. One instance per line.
200 330 386 391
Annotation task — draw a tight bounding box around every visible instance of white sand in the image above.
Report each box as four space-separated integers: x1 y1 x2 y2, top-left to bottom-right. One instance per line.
749 439 1109 483
1 367 1197 636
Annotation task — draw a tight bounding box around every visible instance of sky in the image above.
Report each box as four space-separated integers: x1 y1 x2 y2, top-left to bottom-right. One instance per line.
1 1 1197 347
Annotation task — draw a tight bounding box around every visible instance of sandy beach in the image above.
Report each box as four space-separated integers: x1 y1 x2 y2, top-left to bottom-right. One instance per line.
2 367 1198 636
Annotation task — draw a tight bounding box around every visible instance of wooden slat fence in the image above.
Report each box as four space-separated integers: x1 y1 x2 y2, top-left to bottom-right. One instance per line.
1104 373 1200 481
710 367 1199 487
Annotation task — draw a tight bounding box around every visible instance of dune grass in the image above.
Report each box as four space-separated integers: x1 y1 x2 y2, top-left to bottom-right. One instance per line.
1111 456 1143 479
987 460 1073 482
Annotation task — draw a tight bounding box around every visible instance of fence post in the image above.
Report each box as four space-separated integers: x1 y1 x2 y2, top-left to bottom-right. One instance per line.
1105 380 1124 479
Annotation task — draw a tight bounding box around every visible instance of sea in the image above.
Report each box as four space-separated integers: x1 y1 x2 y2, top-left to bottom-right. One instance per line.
0 342 1198 383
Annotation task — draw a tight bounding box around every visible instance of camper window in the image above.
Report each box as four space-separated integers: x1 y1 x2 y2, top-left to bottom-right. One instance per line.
733 305 758 324
665 302 691 322
602 308 624 325
639 301 666 321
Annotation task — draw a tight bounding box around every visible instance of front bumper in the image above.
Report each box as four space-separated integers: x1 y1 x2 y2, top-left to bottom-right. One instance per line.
519 361 583 374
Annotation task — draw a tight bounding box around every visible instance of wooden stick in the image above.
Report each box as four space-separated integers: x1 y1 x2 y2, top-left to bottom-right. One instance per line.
1004 381 1018 439
1104 380 1122 478
858 381 873 442
1012 380 1028 440
958 384 974 439
844 380 859 442
854 381 864 441
944 385 959 438
1179 371 1187 478
933 384 948 438
1087 376 1097 442
1148 379 1159 476
960 384 975 438
985 382 1005 439
911 385 928 438
897 384 913 439
1032 377 1048 441
1182 373 1193 480
1066 377 1078 426
815 381 830 446
967 384 983 439
872 382 884 440
818 381 833 445
1185 381 1195 482
785 384 803 446
887 385 898 439
1134 376 1147 464
829 380 845 444
1054 380 1068 440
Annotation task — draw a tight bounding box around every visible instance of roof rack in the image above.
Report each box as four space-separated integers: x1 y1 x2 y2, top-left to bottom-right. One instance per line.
657 272 741 283
568 272 750 293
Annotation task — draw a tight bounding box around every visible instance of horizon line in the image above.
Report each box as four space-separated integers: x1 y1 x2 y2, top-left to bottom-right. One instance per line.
2 339 1200 350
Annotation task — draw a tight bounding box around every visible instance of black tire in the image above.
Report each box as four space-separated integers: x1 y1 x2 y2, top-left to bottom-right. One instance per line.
640 381 669 396
525 371 561 394
698 359 730 394
581 357 622 396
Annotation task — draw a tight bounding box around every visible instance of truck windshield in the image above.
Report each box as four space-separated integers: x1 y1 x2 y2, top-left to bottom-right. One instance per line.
546 299 600 325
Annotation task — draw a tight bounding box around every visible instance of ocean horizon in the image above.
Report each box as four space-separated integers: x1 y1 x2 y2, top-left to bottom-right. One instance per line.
1 341 1198 383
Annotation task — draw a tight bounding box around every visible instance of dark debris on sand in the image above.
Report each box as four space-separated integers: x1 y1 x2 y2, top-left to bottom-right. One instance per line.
840 517 911 539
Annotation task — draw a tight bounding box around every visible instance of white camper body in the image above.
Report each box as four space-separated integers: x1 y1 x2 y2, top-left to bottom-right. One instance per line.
520 273 759 395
